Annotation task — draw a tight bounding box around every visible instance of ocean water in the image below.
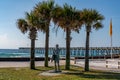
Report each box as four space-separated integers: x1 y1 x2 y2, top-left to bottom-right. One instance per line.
0 48 119 58
0 49 53 58
0 49 28 58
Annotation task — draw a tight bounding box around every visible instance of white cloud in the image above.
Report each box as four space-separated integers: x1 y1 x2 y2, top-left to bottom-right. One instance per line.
0 34 7 39
0 34 8 44
0 34 14 49
0 34 29 49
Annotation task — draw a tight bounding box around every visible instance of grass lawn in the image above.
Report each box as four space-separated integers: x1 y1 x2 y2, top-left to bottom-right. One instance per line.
0 65 120 80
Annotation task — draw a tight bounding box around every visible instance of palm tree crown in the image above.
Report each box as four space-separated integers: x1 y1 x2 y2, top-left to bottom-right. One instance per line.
52 4 82 31
81 9 104 31
34 0 54 23
17 11 39 39
17 19 28 34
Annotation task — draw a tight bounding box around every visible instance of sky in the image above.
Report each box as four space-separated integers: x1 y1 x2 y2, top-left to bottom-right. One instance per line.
0 0 120 49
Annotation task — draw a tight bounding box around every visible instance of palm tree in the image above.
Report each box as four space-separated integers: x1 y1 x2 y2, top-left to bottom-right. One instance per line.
17 11 39 69
34 0 54 67
81 9 104 71
52 4 82 70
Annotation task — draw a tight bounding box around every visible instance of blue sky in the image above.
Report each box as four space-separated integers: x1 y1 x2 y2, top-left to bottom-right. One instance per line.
0 0 120 49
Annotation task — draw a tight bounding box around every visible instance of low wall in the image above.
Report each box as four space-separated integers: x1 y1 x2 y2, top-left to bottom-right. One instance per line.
0 57 50 61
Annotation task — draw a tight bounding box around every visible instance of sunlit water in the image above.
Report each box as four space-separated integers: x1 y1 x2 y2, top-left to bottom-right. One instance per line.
0 48 117 58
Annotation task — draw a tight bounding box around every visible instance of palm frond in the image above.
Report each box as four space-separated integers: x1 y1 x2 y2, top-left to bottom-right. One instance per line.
17 19 28 34
93 22 103 30
81 8 104 31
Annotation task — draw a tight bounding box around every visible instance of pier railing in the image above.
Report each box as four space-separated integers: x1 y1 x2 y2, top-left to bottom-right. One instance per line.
19 47 120 59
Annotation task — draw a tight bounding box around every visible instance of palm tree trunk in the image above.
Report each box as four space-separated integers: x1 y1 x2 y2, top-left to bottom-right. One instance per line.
65 27 71 70
85 30 90 71
45 26 49 67
30 39 35 69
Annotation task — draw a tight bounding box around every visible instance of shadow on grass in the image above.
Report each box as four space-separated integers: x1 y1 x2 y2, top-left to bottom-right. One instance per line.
64 70 120 80
34 66 54 71
32 65 120 80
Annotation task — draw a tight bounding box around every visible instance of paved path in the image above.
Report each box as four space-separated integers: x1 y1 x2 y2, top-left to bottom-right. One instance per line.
0 59 120 73
0 60 66 68
40 70 69 76
74 59 120 73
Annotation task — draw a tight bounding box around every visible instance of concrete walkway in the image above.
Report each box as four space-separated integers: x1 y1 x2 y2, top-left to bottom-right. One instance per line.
74 59 120 73
0 59 120 73
0 60 66 68
40 70 70 76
